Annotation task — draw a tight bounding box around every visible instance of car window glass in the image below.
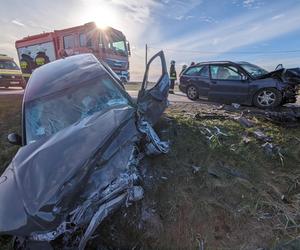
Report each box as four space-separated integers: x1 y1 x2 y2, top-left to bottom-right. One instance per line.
63 35 75 49
145 56 163 90
185 65 209 77
25 76 130 144
199 65 209 78
79 33 86 47
0 60 19 70
80 33 92 47
239 63 268 77
210 65 244 80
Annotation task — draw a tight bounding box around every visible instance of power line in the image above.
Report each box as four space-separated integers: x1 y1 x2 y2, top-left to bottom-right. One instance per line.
147 46 300 55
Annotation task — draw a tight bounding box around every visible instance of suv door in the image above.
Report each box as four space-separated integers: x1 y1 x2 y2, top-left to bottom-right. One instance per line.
208 64 249 104
137 51 170 125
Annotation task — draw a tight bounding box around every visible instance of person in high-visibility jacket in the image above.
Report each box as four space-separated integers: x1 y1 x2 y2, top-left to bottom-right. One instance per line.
35 47 50 67
20 49 35 81
169 60 177 94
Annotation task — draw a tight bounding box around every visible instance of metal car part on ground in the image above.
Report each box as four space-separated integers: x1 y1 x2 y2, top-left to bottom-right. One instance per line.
0 52 170 249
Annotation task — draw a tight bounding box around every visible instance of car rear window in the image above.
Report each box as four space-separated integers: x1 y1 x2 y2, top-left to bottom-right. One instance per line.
25 76 130 144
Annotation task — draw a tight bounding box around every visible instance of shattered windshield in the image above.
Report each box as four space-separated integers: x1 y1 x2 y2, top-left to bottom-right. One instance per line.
25 77 130 144
239 63 269 78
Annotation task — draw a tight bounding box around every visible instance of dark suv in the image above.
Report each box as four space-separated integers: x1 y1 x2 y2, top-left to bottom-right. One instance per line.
179 61 300 108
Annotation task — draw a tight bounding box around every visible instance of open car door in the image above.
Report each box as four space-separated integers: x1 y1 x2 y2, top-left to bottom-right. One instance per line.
137 51 170 125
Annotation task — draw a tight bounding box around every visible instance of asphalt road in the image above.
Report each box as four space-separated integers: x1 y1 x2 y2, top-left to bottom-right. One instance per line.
0 87 299 106
0 87 193 103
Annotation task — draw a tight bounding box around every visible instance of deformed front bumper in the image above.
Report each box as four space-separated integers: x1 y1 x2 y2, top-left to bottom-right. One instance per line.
282 84 299 103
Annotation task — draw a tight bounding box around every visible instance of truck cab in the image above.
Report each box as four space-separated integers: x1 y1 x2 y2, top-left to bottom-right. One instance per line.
55 22 130 83
15 22 131 83
0 54 25 89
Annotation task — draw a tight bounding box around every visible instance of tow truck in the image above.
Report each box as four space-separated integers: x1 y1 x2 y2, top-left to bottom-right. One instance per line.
15 22 130 83
0 54 25 89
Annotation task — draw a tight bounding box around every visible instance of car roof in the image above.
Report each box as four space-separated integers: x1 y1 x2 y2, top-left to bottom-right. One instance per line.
195 61 251 66
24 54 108 102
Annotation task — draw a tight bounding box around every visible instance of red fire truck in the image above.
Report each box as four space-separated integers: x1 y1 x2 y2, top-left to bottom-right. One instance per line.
15 22 130 83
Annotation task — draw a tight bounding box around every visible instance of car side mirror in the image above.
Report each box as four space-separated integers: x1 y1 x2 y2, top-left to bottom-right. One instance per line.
7 133 22 146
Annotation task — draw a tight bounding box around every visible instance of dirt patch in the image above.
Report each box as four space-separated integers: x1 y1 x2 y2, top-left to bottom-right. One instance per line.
89 103 300 249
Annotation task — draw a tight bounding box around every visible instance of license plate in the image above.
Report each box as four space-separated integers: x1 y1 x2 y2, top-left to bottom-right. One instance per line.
10 81 19 84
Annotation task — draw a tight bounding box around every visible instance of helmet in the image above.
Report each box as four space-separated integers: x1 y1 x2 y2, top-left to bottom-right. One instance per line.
37 46 47 53
22 48 31 56
171 60 175 65
182 64 187 69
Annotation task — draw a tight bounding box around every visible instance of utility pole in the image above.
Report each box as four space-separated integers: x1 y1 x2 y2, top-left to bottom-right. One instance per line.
145 44 148 68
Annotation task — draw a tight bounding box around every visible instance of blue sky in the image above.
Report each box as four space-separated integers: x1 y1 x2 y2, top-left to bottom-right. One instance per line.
1 0 300 79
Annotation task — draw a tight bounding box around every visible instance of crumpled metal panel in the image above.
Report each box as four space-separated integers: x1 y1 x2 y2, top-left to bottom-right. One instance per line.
0 52 170 249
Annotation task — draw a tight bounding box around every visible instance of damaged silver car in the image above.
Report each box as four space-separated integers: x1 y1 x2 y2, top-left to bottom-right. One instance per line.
0 52 170 249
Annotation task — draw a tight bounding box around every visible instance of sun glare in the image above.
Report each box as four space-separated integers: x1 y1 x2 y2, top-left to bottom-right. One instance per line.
85 4 118 29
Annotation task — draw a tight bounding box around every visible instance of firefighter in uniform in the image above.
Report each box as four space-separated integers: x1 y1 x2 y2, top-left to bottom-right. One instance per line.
20 49 35 82
180 64 187 76
169 60 177 94
35 47 50 67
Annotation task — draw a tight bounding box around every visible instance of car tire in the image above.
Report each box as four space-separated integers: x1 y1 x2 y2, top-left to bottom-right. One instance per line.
186 85 199 100
253 88 282 109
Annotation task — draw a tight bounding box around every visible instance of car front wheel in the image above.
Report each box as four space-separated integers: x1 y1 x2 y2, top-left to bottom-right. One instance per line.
186 85 199 100
253 88 282 108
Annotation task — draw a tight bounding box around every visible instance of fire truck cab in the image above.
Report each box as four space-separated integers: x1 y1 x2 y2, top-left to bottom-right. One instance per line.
15 22 130 83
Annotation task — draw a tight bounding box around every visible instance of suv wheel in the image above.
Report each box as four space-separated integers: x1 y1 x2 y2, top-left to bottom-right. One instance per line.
253 88 282 108
186 85 199 100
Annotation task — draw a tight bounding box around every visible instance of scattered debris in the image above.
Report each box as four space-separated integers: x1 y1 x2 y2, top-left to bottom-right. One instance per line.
231 103 241 109
191 165 202 174
208 162 249 180
246 107 300 126
200 126 228 148
235 116 254 128
261 142 284 166
242 135 251 144
253 130 272 142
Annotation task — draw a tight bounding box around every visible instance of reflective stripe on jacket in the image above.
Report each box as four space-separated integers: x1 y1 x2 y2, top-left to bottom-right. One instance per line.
169 66 177 80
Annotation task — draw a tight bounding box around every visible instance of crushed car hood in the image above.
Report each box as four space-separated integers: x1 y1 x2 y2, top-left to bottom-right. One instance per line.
257 67 300 85
0 106 139 235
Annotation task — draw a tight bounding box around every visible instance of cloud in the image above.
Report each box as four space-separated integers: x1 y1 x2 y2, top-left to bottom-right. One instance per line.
159 6 300 56
175 16 184 20
271 14 285 20
11 20 25 27
111 0 161 23
198 16 218 24
232 0 264 9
